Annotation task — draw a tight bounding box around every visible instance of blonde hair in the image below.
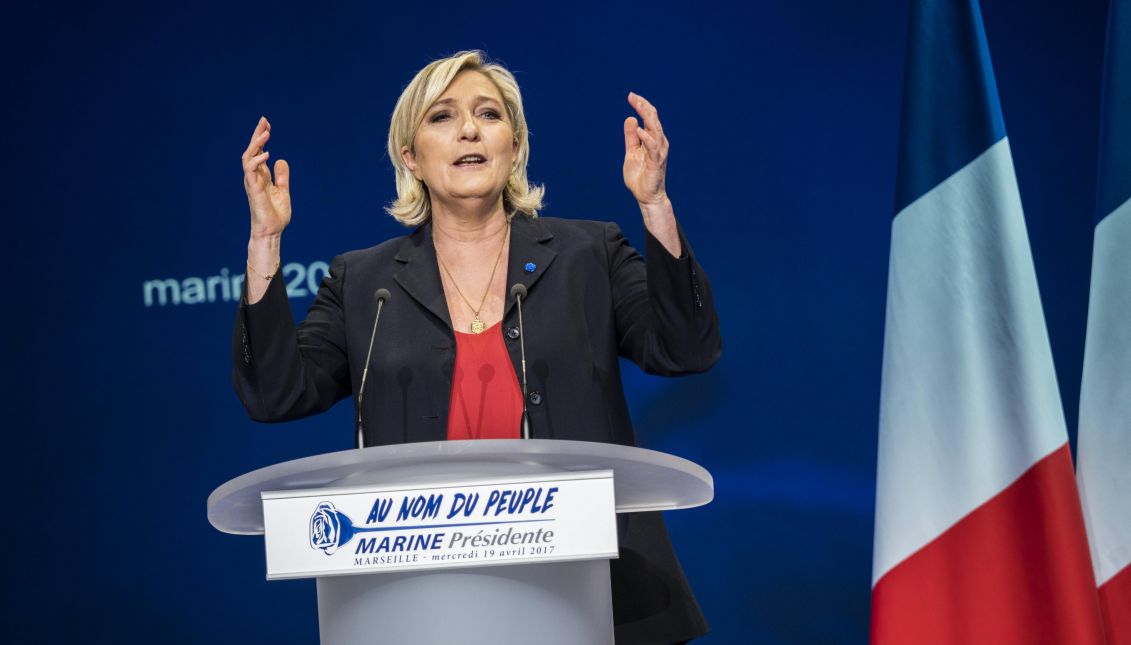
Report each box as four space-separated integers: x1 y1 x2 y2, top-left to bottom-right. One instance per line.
386 50 544 226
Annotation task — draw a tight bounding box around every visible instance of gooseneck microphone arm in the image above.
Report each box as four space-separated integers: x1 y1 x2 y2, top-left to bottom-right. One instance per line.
510 283 532 440
356 288 391 449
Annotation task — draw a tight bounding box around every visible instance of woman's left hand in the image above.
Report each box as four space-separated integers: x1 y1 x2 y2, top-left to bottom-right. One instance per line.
623 92 682 257
622 92 670 207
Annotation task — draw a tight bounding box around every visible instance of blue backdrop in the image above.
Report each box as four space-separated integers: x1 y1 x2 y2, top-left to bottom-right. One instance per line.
5 1 1108 642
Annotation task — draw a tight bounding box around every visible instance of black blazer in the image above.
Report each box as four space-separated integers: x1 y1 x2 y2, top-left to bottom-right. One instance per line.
233 215 722 644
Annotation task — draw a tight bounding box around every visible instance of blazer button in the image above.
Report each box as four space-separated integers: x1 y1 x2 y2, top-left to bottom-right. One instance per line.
506 326 521 340
528 391 543 406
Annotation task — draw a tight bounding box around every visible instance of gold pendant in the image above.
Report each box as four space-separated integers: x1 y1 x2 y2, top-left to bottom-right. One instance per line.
470 317 485 334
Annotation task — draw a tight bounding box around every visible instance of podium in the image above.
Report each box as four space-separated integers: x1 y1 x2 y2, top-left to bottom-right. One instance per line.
208 439 713 645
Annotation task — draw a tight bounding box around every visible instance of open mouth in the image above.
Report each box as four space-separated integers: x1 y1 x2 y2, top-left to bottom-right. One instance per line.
453 154 487 167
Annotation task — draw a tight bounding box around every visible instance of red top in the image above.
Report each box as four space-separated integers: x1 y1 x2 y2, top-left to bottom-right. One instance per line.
447 322 523 440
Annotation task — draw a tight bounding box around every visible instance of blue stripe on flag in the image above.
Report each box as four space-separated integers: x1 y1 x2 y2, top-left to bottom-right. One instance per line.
1097 0 1131 223
894 0 1007 215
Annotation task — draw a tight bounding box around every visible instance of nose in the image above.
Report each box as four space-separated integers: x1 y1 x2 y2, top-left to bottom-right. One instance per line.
458 112 480 141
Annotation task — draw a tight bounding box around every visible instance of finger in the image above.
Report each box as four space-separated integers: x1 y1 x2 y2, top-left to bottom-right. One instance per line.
623 116 640 153
256 159 272 189
247 117 269 147
243 128 271 163
627 92 665 138
274 159 290 193
637 126 662 159
246 150 270 179
243 117 271 158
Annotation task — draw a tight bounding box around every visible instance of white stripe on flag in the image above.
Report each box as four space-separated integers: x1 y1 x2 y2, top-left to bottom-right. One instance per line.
874 138 1068 585
1078 197 1131 587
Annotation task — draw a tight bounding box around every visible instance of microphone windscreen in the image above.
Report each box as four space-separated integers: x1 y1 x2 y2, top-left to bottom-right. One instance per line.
375 288 392 304
510 283 528 299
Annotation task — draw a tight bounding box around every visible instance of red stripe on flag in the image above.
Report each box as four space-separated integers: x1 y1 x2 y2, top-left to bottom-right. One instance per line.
1100 563 1131 645
871 444 1106 645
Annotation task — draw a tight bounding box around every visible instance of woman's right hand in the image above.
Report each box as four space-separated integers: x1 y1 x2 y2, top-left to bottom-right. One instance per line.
242 116 291 237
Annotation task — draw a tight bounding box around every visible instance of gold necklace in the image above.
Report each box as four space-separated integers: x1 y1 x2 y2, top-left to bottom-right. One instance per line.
436 222 510 334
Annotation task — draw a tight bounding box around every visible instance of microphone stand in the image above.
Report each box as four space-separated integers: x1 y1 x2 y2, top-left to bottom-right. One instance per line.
511 283 532 440
356 288 391 449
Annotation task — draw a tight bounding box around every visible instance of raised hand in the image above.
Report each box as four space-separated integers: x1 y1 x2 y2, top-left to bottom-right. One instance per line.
241 116 292 238
622 92 669 207
622 93 681 257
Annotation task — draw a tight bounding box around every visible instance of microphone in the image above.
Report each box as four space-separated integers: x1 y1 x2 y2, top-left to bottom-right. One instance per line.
356 288 391 449
510 283 532 440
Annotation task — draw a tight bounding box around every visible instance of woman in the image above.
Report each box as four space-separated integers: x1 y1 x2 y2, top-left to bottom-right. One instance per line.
235 51 721 644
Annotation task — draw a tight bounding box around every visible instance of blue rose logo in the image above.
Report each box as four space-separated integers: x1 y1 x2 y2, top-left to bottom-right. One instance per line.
310 501 352 555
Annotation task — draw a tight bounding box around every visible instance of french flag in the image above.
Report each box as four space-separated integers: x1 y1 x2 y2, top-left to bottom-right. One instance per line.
871 1 1107 643
1078 1 1131 643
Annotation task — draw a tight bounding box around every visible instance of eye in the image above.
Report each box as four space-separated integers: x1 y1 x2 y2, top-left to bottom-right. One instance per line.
428 111 451 123
480 109 502 120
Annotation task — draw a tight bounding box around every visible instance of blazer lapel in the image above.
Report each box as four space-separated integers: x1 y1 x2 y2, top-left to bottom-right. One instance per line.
392 223 454 332
393 216 556 328
503 215 557 319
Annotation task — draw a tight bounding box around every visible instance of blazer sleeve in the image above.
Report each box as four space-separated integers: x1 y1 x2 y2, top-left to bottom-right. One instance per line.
607 221 722 376
231 254 352 422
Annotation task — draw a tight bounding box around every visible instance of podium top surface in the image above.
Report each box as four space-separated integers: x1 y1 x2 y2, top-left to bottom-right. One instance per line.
208 439 713 535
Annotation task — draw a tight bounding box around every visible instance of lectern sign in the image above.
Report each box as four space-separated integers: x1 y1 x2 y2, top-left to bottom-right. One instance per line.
261 470 618 580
